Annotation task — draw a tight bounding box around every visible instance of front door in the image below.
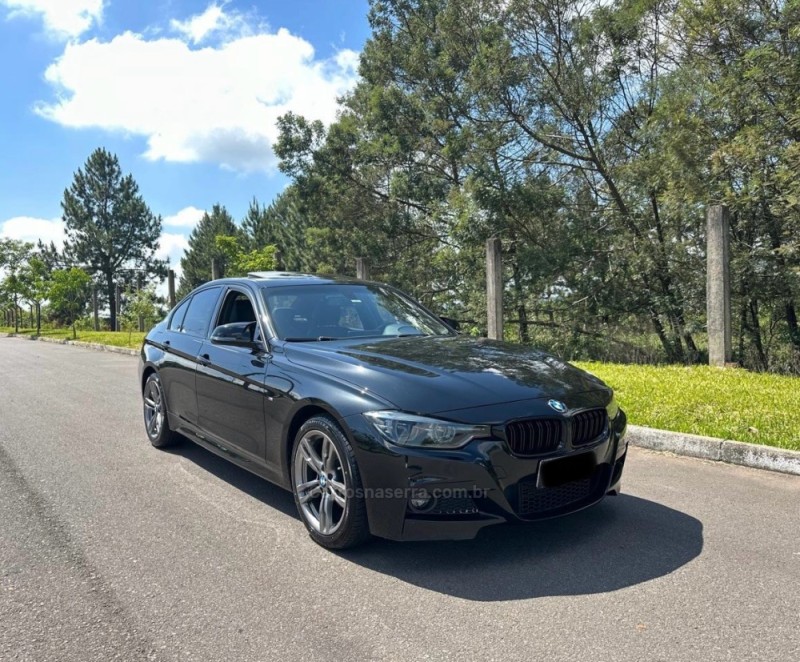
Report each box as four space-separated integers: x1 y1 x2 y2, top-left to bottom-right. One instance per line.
195 288 269 459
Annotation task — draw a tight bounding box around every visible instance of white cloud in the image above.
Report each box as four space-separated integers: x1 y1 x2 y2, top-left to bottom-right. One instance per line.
156 232 189 272
1 0 103 39
170 2 250 45
0 216 65 248
35 6 360 172
163 206 205 228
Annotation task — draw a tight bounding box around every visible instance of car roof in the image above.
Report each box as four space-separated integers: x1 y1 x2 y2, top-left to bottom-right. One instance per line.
210 272 371 289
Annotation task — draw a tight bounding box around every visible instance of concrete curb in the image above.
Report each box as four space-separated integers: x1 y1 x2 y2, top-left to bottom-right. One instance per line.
628 425 800 477
2 332 139 357
4 332 798 476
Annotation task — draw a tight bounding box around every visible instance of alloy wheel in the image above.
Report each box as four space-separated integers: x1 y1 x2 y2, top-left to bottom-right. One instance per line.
294 430 348 535
143 378 165 439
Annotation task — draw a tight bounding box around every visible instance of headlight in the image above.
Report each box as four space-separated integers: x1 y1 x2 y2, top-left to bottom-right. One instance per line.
606 394 620 420
364 410 490 449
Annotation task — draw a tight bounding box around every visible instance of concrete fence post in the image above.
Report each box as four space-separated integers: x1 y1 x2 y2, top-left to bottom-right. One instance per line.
167 269 176 308
92 285 99 331
115 284 122 332
486 237 503 340
137 273 145 332
356 257 369 280
707 204 732 366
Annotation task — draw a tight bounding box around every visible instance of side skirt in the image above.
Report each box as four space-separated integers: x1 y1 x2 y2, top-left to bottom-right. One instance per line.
170 414 290 490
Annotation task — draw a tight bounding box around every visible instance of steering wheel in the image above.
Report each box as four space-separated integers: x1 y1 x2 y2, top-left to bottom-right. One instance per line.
382 323 422 336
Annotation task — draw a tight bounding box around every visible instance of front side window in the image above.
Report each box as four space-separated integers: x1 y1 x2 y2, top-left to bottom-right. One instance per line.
262 284 451 341
181 287 221 337
216 291 257 327
215 290 263 342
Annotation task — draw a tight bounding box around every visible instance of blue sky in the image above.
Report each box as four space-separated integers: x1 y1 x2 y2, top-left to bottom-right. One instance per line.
0 0 370 274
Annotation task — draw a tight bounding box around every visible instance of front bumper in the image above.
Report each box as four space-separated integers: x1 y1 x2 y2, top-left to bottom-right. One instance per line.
343 408 628 542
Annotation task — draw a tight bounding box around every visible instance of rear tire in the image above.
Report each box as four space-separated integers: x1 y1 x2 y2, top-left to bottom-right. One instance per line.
291 415 371 550
143 372 181 449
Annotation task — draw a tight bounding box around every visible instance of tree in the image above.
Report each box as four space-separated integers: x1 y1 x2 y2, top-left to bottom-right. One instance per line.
241 198 278 250
119 285 159 342
675 0 800 367
0 238 34 332
47 268 91 339
178 205 239 297
61 148 166 331
19 255 49 335
214 235 277 277
270 0 799 372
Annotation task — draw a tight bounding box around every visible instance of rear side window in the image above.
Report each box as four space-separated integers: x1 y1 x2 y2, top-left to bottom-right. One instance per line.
168 297 191 331
181 287 221 337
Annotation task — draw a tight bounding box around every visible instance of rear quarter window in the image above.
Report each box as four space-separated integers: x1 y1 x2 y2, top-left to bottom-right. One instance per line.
168 297 191 331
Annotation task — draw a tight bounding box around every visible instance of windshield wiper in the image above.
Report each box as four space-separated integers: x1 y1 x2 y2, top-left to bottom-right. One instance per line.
283 336 339 342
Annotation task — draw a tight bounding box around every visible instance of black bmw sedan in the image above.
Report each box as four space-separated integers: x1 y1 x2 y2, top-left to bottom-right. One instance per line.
139 272 627 549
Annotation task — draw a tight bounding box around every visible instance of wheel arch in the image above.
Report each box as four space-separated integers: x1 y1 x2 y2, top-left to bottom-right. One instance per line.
282 400 353 481
141 365 157 392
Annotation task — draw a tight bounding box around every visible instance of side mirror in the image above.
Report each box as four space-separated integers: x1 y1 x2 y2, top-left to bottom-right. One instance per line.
210 322 258 348
439 316 460 332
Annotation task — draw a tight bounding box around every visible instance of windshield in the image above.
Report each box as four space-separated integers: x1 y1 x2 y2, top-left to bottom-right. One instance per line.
261 284 453 341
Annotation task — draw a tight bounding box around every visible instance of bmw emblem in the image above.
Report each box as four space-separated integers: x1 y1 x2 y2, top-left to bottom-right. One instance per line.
548 399 568 413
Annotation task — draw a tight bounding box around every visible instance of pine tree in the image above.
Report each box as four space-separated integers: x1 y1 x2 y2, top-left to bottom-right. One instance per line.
61 148 165 329
178 204 239 297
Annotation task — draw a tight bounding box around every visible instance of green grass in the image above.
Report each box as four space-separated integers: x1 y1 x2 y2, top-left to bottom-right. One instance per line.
1 327 145 349
575 361 800 451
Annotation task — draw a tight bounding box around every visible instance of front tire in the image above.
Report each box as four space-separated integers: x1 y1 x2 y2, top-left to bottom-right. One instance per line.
291 415 371 549
142 372 180 449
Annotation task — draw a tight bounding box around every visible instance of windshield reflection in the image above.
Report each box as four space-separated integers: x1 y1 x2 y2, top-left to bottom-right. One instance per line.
262 284 452 341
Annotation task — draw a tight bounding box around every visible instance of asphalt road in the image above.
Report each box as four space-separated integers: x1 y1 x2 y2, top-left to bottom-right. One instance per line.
1 337 798 662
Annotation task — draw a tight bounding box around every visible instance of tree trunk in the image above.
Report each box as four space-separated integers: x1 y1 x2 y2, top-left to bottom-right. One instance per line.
738 301 747 364
13 293 18 333
518 305 529 344
748 299 768 370
650 308 680 362
36 303 41 336
511 261 529 343
786 300 799 350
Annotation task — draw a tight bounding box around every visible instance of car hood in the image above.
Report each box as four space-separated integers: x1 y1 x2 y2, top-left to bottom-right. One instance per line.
283 335 609 415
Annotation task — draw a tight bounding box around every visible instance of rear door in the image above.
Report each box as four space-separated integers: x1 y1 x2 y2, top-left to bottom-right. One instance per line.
160 287 222 430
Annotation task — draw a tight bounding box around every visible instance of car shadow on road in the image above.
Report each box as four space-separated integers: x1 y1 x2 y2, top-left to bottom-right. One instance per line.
169 443 703 601
169 441 298 518
338 495 703 601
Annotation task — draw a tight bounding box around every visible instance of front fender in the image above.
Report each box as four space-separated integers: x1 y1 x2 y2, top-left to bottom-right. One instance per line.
263 353 394 486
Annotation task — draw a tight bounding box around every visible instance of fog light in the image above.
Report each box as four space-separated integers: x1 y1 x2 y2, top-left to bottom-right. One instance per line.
409 490 434 512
